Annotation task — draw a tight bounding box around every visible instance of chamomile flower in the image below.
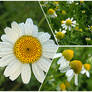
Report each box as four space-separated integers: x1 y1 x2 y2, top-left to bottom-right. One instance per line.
48 9 57 18
66 60 82 86
61 18 76 31
60 83 66 91
88 25 92 31
54 49 74 73
81 64 91 78
55 29 66 40
0 18 58 84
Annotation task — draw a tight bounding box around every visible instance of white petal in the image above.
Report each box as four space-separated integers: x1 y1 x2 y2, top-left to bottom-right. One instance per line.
19 23 25 35
81 69 86 74
38 33 50 43
66 69 74 82
43 51 56 59
57 56 65 64
0 51 13 57
43 45 58 53
0 42 13 48
4 60 21 77
32 25 38 37
5 28 19 43
53 53 62 58
32 63 45 83
42 40 55 46
75 74 78 86
11 21 22 36
9 63 22 81
1 35 11 43
36 57 51 72
86 71 90 78
21 64 31 84
24 18 33 35
0 54 15 67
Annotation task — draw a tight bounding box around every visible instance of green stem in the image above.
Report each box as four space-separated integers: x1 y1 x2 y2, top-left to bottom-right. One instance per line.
38 16 45 27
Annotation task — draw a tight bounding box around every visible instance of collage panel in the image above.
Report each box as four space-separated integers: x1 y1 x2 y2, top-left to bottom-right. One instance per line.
0 1 58 91
40 1 92 45
40 47 92 91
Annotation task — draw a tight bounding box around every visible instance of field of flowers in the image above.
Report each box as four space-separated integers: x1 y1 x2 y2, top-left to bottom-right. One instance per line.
41 1 92 45
40 47 92 91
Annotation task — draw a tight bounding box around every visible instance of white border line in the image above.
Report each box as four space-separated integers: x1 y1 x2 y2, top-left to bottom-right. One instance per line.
39 1 59 45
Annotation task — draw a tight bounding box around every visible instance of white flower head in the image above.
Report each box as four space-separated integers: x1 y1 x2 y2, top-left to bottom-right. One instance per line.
66 60 82 86
0 18 58 84
61 18 76 31
48 9 57 18
81 64 91 78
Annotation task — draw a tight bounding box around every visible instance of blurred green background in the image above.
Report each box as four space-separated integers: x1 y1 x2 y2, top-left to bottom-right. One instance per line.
0 1 54 91
40 47 92 91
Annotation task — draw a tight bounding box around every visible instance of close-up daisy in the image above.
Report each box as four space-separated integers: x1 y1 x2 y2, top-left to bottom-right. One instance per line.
61 18 76 31
0 18 58 84
54 49 83 86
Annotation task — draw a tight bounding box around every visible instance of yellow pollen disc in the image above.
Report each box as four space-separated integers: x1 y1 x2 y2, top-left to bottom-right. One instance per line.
70 60 82 74
56 32 64 40
62 49 74 61
60 83 66 91
48 9 55 15
66 19 72 26
14 35 42 64
84 64 91 71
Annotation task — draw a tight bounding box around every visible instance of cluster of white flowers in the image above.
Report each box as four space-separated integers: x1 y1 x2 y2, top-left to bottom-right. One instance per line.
54 49 91 86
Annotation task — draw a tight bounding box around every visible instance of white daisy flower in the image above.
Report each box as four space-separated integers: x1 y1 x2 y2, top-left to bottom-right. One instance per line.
48 9 57 18
61 18 76 31
55 29 66 40
81 64 91 78
54 49 74 73
0 18 58 84
66 69 78 86
66 60 82 86
54 50 82 86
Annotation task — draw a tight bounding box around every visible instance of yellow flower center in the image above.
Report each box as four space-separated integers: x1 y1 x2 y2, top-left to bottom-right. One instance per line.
70 60 82 74
66 19 72 26
14 35 42 64
62 49 74 61
48 9 55 15
56 32 64 40
61 20 65 24
60 83 66 91
62 10 66 15
90 26 92 30
84 64 91 71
